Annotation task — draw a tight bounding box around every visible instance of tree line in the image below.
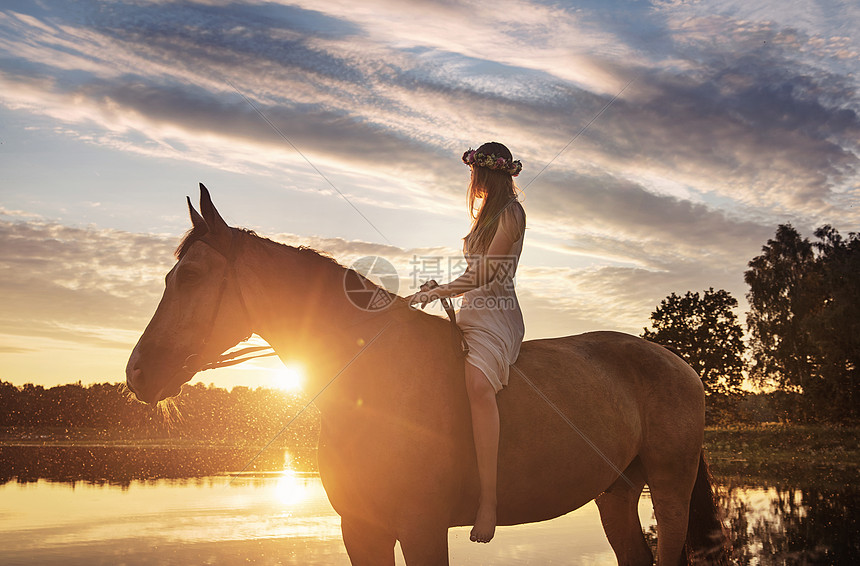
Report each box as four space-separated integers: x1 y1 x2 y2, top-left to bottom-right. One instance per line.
0 380 319 447
642 224 858 424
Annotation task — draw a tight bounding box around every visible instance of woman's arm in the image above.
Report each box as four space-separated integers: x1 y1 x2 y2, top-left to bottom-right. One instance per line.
435 204 524 299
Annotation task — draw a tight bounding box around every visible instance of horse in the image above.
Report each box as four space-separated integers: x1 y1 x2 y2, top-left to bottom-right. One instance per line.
126 185 730 565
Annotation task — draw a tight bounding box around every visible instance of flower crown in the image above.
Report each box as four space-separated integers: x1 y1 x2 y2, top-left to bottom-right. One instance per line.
462 148 523 177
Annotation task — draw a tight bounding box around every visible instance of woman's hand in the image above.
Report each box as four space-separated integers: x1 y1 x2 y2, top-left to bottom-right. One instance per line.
407 288 444 309
407 280 446 309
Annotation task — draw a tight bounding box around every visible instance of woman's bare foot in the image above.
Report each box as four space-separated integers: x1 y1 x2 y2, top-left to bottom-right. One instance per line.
469 502 497 543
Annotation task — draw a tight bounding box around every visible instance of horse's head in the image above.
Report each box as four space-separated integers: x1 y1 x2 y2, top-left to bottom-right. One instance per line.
126 184 253 404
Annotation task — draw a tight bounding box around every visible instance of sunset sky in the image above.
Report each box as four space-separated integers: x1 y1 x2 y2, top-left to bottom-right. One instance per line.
1 0 858 391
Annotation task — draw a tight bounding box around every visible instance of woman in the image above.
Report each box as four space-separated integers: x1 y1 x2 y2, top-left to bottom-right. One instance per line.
408 141 526 543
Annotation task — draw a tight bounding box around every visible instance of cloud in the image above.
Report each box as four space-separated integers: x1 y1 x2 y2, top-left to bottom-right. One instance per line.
0 207 43 219
2 1 856 229
521 169 777 270
613 58 859 217
0 345 34 354
0 219 177 349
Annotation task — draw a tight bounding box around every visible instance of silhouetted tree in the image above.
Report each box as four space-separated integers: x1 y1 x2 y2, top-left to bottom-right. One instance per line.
745 225 816 396
805 226 860 421
642 288 746 398
745 224 859 421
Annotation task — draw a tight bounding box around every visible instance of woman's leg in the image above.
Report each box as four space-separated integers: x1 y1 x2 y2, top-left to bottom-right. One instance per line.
465 361 500 543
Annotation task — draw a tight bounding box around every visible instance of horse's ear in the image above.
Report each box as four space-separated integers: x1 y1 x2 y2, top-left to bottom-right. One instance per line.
187 196 207 234
199 183 231 239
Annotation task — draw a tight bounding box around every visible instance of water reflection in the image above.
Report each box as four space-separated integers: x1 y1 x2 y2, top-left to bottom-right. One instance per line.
719 483 859 565
0 471 631 566
0 446 857 565
0 472 346 566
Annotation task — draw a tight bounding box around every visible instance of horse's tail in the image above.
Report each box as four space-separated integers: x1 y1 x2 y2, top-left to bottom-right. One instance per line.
684 451 732 564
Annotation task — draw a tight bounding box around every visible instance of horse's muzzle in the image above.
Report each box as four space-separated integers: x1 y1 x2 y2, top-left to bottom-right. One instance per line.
126 366 160 404
125 346 163 404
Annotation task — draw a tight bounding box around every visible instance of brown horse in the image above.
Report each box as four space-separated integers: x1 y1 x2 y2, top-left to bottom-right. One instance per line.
126 185 730 565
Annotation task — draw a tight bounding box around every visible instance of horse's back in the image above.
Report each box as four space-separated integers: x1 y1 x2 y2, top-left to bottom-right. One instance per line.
513 330 702 399
509 331 704 441
455 331 703 526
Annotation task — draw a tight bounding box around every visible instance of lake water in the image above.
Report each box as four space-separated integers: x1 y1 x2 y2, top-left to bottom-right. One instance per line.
1 447 856 565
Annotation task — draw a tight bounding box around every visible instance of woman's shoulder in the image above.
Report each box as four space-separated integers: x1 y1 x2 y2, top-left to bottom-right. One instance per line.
501 199 526 233
503 198 525 217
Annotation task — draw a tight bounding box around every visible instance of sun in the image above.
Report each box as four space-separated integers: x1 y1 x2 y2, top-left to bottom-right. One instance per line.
272 364 305 392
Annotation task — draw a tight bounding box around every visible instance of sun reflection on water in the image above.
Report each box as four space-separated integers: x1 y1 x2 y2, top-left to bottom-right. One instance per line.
275 469 308 506
271 450 313 507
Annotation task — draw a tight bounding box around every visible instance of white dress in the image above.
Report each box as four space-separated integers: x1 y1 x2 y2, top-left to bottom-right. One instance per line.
457 201 526 393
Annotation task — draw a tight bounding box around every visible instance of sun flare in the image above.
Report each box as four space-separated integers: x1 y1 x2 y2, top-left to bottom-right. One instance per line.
272 364 305 392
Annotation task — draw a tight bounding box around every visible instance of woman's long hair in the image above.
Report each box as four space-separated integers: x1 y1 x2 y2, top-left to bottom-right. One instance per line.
463 142 523 255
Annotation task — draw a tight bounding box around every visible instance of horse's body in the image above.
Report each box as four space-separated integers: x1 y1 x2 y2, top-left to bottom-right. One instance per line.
127 186 729 565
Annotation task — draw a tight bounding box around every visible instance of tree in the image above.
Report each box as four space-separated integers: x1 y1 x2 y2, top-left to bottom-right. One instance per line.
745 224 859 422
806 226 859 421
744 225 816 394
642 288 746 397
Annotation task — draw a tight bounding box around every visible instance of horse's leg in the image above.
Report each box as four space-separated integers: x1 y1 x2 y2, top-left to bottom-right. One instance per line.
641 439 701 565
649 484 692 566
341 515 396 566
595 457 653 566
398 523 449 566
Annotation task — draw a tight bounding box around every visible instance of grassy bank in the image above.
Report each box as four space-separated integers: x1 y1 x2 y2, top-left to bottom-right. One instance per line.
704 424 859 487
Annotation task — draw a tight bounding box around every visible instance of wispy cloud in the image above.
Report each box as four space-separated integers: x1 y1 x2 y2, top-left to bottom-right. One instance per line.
0 219 176 346
2 1 855 222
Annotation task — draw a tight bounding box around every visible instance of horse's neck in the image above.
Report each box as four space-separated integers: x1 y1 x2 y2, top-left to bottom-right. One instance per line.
235 235 473 478
236 234 466 430
237 235 402 390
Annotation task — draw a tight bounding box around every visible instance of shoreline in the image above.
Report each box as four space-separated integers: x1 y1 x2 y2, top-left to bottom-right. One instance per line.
3 424 858 485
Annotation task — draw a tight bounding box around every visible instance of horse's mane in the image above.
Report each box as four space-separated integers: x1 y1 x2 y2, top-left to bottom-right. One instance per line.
176 226 343 268
175 226 207 260
175 225 406 307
